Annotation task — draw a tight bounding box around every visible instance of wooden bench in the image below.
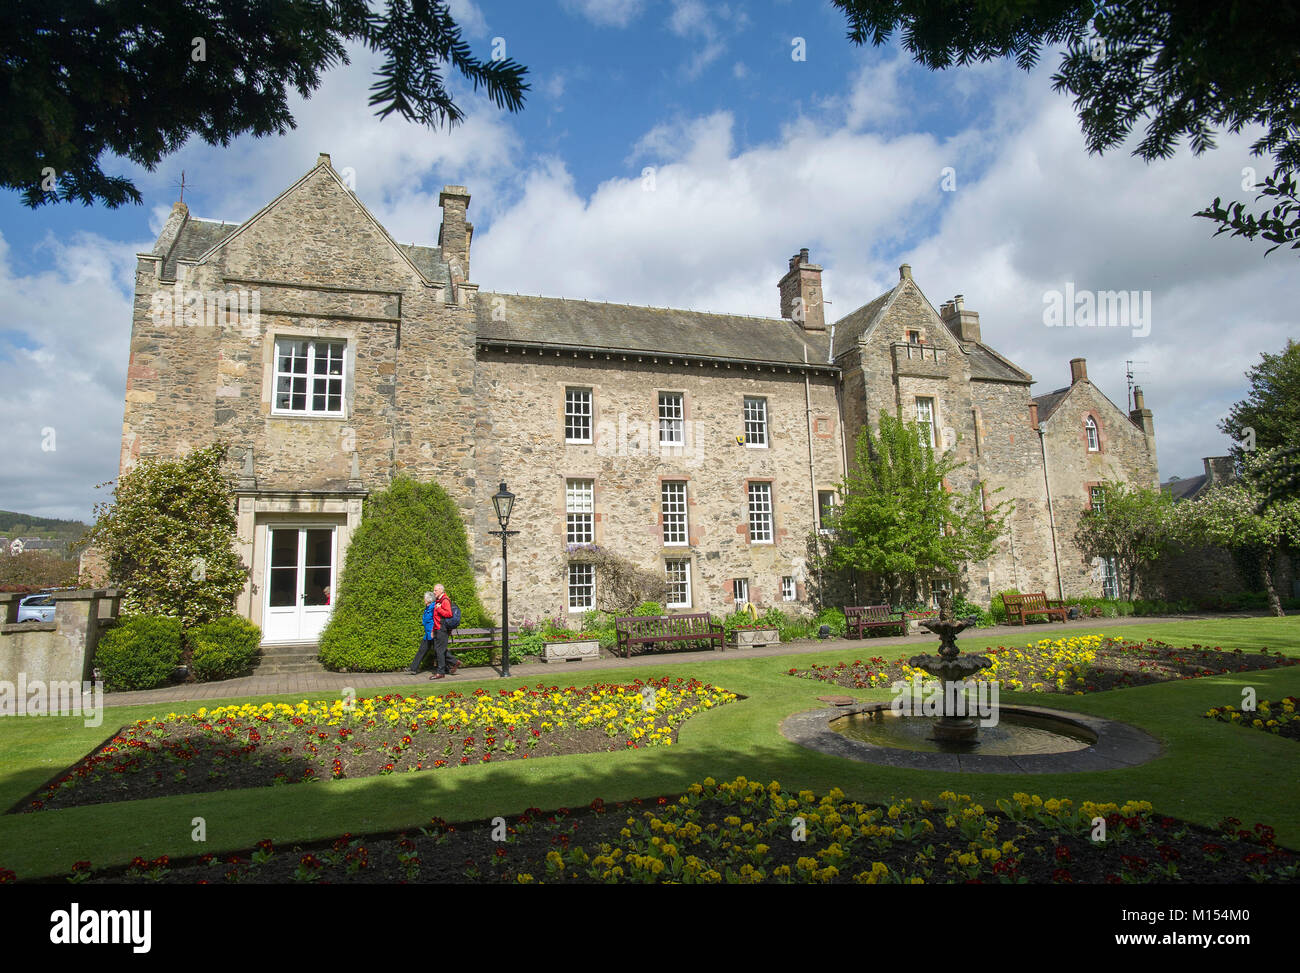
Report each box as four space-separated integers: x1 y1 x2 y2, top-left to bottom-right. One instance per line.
447 626 520 667
1002 592 1068 625
614 613 725 658
844 604 906 638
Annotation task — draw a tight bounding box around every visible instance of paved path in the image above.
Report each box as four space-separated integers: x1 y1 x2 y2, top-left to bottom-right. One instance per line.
101 613 1241 709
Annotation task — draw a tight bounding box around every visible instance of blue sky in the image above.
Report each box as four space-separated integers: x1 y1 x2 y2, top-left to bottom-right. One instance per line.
1 0 1293 522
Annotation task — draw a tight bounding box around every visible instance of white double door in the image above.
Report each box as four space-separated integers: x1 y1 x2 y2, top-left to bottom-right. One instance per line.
263 525 336 643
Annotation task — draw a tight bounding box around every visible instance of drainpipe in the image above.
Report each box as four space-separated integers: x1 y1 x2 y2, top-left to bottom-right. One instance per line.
803 344 818 539
1037 426 1065 601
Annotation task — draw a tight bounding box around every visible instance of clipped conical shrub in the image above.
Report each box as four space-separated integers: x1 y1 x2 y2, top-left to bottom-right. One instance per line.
319 477 490 671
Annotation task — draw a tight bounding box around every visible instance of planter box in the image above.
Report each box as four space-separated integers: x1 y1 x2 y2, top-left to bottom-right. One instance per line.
542 639 600 663
733 627 780 648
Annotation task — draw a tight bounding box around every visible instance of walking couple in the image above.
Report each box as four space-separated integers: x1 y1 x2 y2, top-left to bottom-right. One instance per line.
408 584 461 679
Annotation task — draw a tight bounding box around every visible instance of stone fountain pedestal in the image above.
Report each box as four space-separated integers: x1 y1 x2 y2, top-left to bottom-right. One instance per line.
907 618 992 745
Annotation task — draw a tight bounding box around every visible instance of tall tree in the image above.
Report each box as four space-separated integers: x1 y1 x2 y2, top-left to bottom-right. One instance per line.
1186 449 1300 616
1219 339 1300 466
1071 479 1175 600
829 412 1011 602
2 0 529 208
832 1 1300 255
86 443 247 626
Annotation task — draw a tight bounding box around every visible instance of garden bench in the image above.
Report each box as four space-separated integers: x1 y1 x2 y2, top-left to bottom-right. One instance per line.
614 613 725 658
1002 592 1068 625
448 626 520 666
844 604 907 638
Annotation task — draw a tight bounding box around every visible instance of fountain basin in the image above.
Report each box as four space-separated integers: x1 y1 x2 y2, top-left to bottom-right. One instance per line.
781 701 1161 774
833 708 1097 756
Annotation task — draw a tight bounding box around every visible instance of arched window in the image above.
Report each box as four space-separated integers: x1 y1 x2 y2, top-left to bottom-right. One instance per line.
1085 416 1099 451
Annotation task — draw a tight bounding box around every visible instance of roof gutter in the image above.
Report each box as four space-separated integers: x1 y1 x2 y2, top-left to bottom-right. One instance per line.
475 339 842 375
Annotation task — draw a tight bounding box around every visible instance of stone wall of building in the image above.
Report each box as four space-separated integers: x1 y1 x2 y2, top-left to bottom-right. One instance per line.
471 348 843 619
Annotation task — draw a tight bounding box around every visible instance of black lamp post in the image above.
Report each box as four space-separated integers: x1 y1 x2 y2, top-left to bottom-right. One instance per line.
488 481 519 678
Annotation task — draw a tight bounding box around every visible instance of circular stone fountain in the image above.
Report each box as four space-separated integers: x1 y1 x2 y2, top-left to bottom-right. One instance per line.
781 597 1161 774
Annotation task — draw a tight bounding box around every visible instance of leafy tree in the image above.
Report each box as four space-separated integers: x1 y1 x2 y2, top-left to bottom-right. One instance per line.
0 551 79 589
319 476 489 671
86 443 247 626
1071 479 1176 600
1186 449 1300 616
832 1 1300 255
827 412 1011 603
2 0 529 208
1219 339 1300 465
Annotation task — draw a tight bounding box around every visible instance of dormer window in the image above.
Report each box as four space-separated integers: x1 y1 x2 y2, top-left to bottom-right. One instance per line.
1085 416 1099 452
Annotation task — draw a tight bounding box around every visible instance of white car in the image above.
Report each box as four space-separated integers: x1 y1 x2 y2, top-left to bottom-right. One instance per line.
16 592 57 623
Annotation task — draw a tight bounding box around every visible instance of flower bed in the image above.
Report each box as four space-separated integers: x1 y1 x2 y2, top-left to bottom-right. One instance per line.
35 776 1296 885
1205 697 1299 741
17 678 739 813
788 636 1297 694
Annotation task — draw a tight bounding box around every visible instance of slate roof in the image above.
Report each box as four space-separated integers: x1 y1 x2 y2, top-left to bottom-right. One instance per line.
475 293 835 368
1032 387 1071 420
1162 474 1210 501
161 219 242 280
399 244 452 290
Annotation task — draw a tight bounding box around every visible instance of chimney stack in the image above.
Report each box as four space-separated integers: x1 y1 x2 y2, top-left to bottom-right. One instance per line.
778 248 826 331
439 185 473 283
1069 357 1088 385
940 293 981 343
1129 384 1154 437
1028 402 1039 429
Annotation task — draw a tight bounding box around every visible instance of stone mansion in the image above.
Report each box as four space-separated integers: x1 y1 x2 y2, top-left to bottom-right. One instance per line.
118 155 1158 643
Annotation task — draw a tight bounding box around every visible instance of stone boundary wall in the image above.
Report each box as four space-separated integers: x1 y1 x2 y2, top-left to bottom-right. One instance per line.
0 589 121 684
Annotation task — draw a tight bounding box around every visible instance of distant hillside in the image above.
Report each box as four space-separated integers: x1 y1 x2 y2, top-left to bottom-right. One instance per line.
0 511 91 546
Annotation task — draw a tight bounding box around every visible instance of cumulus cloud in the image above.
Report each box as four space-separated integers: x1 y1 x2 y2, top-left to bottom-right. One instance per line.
0 231 141 520
560 0 645 28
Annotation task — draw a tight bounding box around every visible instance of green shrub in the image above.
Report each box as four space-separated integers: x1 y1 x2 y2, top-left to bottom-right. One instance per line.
815 607 847 638
94 615 183 691
188 616 261 681
633 601 663 616
951 595 993 627
319 477 490 672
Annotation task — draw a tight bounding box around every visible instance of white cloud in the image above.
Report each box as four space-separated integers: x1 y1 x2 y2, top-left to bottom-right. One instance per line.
445 0 489 38
474 61 1290 480
0 231 142 520
560 0 644 28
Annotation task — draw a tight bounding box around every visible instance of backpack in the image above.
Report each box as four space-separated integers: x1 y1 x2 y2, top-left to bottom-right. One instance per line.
445 601 461 632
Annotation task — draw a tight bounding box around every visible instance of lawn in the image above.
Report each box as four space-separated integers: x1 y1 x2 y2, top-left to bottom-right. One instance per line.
2 616 1299 881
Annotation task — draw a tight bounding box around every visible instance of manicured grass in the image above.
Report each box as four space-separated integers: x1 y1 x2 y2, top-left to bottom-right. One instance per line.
2 617 1299 880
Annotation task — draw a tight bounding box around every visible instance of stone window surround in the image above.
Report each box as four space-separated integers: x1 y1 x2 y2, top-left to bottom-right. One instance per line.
1084 480 1107 513
656 389 688 445
563 385 595 444
742 395 769 448
745 478 775 545
915 394 937 447
665 557 692 608
1082 411 1106 453
564 477 596 544
660 478 690 547
262 325 357 420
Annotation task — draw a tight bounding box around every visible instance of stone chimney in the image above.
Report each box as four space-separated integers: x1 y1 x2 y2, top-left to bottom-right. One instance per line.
439 185 473 282
1028 402 1039 429
778 248 826 332
1203 455 1234 485
940 294 981 343
1129 385 1154 436
1069 357 1088 385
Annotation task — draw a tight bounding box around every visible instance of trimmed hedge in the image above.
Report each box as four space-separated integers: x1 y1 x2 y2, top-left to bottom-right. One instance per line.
94 616 183 691
188 616 262 682
319 477 490 672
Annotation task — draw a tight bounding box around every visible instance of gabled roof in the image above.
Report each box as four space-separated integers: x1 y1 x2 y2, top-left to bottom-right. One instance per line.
162 219 241 280
475 293 834 369
830 279 1032 383
173 158 447 287
1162 474 1210 501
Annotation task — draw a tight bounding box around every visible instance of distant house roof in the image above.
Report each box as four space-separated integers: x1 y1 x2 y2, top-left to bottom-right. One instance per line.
1162 474 1209 501
475 293 835 370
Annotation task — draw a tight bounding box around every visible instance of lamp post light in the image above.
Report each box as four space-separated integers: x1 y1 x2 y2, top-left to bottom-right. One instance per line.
488 481 519 678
